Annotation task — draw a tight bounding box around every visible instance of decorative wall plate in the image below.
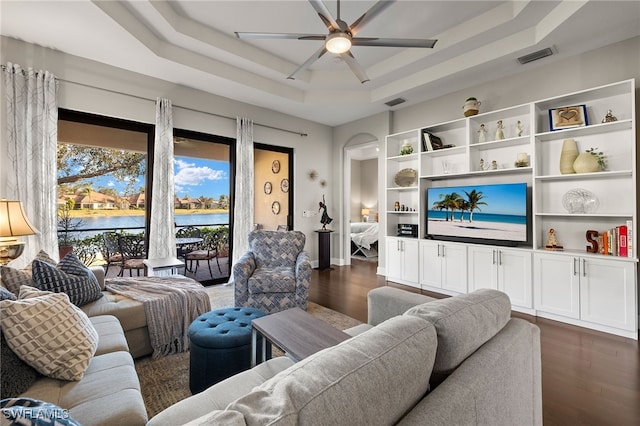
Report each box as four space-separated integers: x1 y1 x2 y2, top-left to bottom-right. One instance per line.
394 168 418 187
562 188 599 214
280 178 289 193
271 160 281 174
264 181 272 194
271 201 281 215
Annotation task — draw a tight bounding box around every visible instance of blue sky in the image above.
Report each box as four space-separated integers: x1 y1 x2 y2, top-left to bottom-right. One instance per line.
91 157 230 199
427 183 527 216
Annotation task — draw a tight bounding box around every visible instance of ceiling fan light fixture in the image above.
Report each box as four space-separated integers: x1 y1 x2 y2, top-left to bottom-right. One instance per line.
326 32 352 54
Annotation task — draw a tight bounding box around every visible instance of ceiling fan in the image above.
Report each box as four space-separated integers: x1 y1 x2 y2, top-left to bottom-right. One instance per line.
235 0 438 83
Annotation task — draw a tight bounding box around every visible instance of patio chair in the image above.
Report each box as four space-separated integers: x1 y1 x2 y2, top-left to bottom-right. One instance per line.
101 231 123 276
233 230 311 313
117 233 147 277
176 226 202 259
184 233 222 278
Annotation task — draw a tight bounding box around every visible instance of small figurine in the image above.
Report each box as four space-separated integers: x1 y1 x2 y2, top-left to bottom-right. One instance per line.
479 158 486 170
545 228 564 251
516 120 523 137
318 195 333 230
601 109 618 123
491 160 498 170
477 124 487 143
496 120 505 140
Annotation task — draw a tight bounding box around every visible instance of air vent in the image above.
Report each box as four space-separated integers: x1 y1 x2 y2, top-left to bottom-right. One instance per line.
517 48 553 64
385 98 406 107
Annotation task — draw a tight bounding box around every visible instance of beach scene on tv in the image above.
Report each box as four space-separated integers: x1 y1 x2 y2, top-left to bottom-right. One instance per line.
426 183 527 242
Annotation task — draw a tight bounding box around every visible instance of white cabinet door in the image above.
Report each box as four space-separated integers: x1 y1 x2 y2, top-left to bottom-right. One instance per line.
386 238 404 282
534 253 580 319
498 249 532 309
441 243 468 294
402 239 420 284
580 258 636 331
386 237 419 287
468 246 498 291
420 240 442 288
469 246 532 309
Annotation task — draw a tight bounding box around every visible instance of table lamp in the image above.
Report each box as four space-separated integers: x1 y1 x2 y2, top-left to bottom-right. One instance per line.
361 208 370 222
0 200 39 266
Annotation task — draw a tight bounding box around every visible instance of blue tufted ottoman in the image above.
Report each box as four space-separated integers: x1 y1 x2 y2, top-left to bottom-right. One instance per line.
188 307 270 394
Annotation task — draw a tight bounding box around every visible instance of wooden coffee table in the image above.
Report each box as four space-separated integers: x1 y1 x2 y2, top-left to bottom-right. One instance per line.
251 307 351 367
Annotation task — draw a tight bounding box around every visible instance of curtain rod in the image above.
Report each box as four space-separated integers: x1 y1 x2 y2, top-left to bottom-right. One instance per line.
63 78 309 137
1 65 308 137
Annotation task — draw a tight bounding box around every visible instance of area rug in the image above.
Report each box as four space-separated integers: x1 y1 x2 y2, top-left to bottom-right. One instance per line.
134 284 362 419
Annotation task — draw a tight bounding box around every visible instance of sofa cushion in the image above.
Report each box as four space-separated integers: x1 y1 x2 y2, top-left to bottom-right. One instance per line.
23 351 148 426
32 253 103 307
0 250 56 295
227 315 437 425
184 410 247 425
0 397 81 425
0 286 99 381
90 315 130 356
81 291 146 331
248 267 296 293
404 288 511 380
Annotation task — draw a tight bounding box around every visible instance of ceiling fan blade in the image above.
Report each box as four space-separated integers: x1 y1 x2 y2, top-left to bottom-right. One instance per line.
308 0 340 32
352 37 437 48
349 0 395 36
235 32 326 41
287 46 328 80
340 52 370 84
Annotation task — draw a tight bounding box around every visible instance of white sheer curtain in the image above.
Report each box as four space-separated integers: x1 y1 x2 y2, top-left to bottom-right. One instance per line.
3 63 59 266
148 98 176 259
230 117 254 279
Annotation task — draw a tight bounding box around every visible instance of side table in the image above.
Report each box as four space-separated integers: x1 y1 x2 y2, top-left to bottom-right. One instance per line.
143 257 185 277
315 229 333 270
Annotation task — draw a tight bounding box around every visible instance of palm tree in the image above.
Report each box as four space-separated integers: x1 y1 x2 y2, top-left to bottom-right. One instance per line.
437 192 463 221
457 199 470 222
464 189 488 222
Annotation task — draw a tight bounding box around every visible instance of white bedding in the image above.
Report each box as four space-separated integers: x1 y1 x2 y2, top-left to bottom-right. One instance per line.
351 222 379 250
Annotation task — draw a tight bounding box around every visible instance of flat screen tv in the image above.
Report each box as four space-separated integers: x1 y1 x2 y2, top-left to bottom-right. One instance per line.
425 182 529 247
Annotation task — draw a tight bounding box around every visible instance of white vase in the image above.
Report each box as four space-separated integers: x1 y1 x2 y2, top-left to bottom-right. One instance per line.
559 139 578 174
573 152 601 173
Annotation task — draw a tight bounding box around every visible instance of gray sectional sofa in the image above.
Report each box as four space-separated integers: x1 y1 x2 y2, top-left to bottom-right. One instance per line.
149 287 542 425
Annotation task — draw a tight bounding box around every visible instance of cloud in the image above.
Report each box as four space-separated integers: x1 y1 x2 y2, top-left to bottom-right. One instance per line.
107 181 115 187
174 164 226 188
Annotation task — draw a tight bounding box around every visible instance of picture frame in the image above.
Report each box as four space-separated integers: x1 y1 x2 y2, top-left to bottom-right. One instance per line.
548 104 588 131
271 160 281 174
264 181 272 194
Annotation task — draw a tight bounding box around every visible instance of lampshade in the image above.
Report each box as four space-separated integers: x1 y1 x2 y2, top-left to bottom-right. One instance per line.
326 32 352 54
361 208 370 216
0 200 39 266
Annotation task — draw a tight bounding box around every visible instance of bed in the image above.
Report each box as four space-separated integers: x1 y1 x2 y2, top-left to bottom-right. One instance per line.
350 222 379 258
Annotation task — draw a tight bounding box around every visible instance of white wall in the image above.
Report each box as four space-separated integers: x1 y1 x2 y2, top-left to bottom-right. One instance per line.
360 159 378 216
334 36 640 273
350 160 362 223
0 36 333 263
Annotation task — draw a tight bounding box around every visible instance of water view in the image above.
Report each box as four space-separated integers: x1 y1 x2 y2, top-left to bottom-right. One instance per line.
71 212 230 239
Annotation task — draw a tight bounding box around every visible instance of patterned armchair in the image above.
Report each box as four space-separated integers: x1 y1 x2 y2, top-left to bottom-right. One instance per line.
233 230 311 314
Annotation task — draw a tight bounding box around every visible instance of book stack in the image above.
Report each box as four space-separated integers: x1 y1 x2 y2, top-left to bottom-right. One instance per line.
422 131 455 151
596 221 633 257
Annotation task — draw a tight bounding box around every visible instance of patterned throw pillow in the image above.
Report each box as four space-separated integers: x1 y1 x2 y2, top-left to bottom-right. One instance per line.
0 286 99 381
0 397 81 425
0 250 57 296
0 332 40 399
31 253 102 307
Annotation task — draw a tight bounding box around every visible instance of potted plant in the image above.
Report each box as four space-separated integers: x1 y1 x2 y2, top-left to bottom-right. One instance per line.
57 202 85 259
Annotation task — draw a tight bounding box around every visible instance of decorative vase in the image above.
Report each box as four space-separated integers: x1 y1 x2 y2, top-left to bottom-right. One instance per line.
573 152 601 173
463 97 481 117
559 138 578 174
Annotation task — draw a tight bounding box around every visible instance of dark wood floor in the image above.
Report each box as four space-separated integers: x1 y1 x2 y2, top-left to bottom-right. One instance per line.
308 258 640 426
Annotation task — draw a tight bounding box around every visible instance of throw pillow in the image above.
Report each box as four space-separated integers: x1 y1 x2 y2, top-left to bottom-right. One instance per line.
0 250 56 296
0 286 99 381
31 253 102 307
0 332 40 399
0 397 81 425
0 287 17 301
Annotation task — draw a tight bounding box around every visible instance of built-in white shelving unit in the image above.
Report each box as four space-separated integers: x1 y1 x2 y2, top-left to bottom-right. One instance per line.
384 79 637 339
